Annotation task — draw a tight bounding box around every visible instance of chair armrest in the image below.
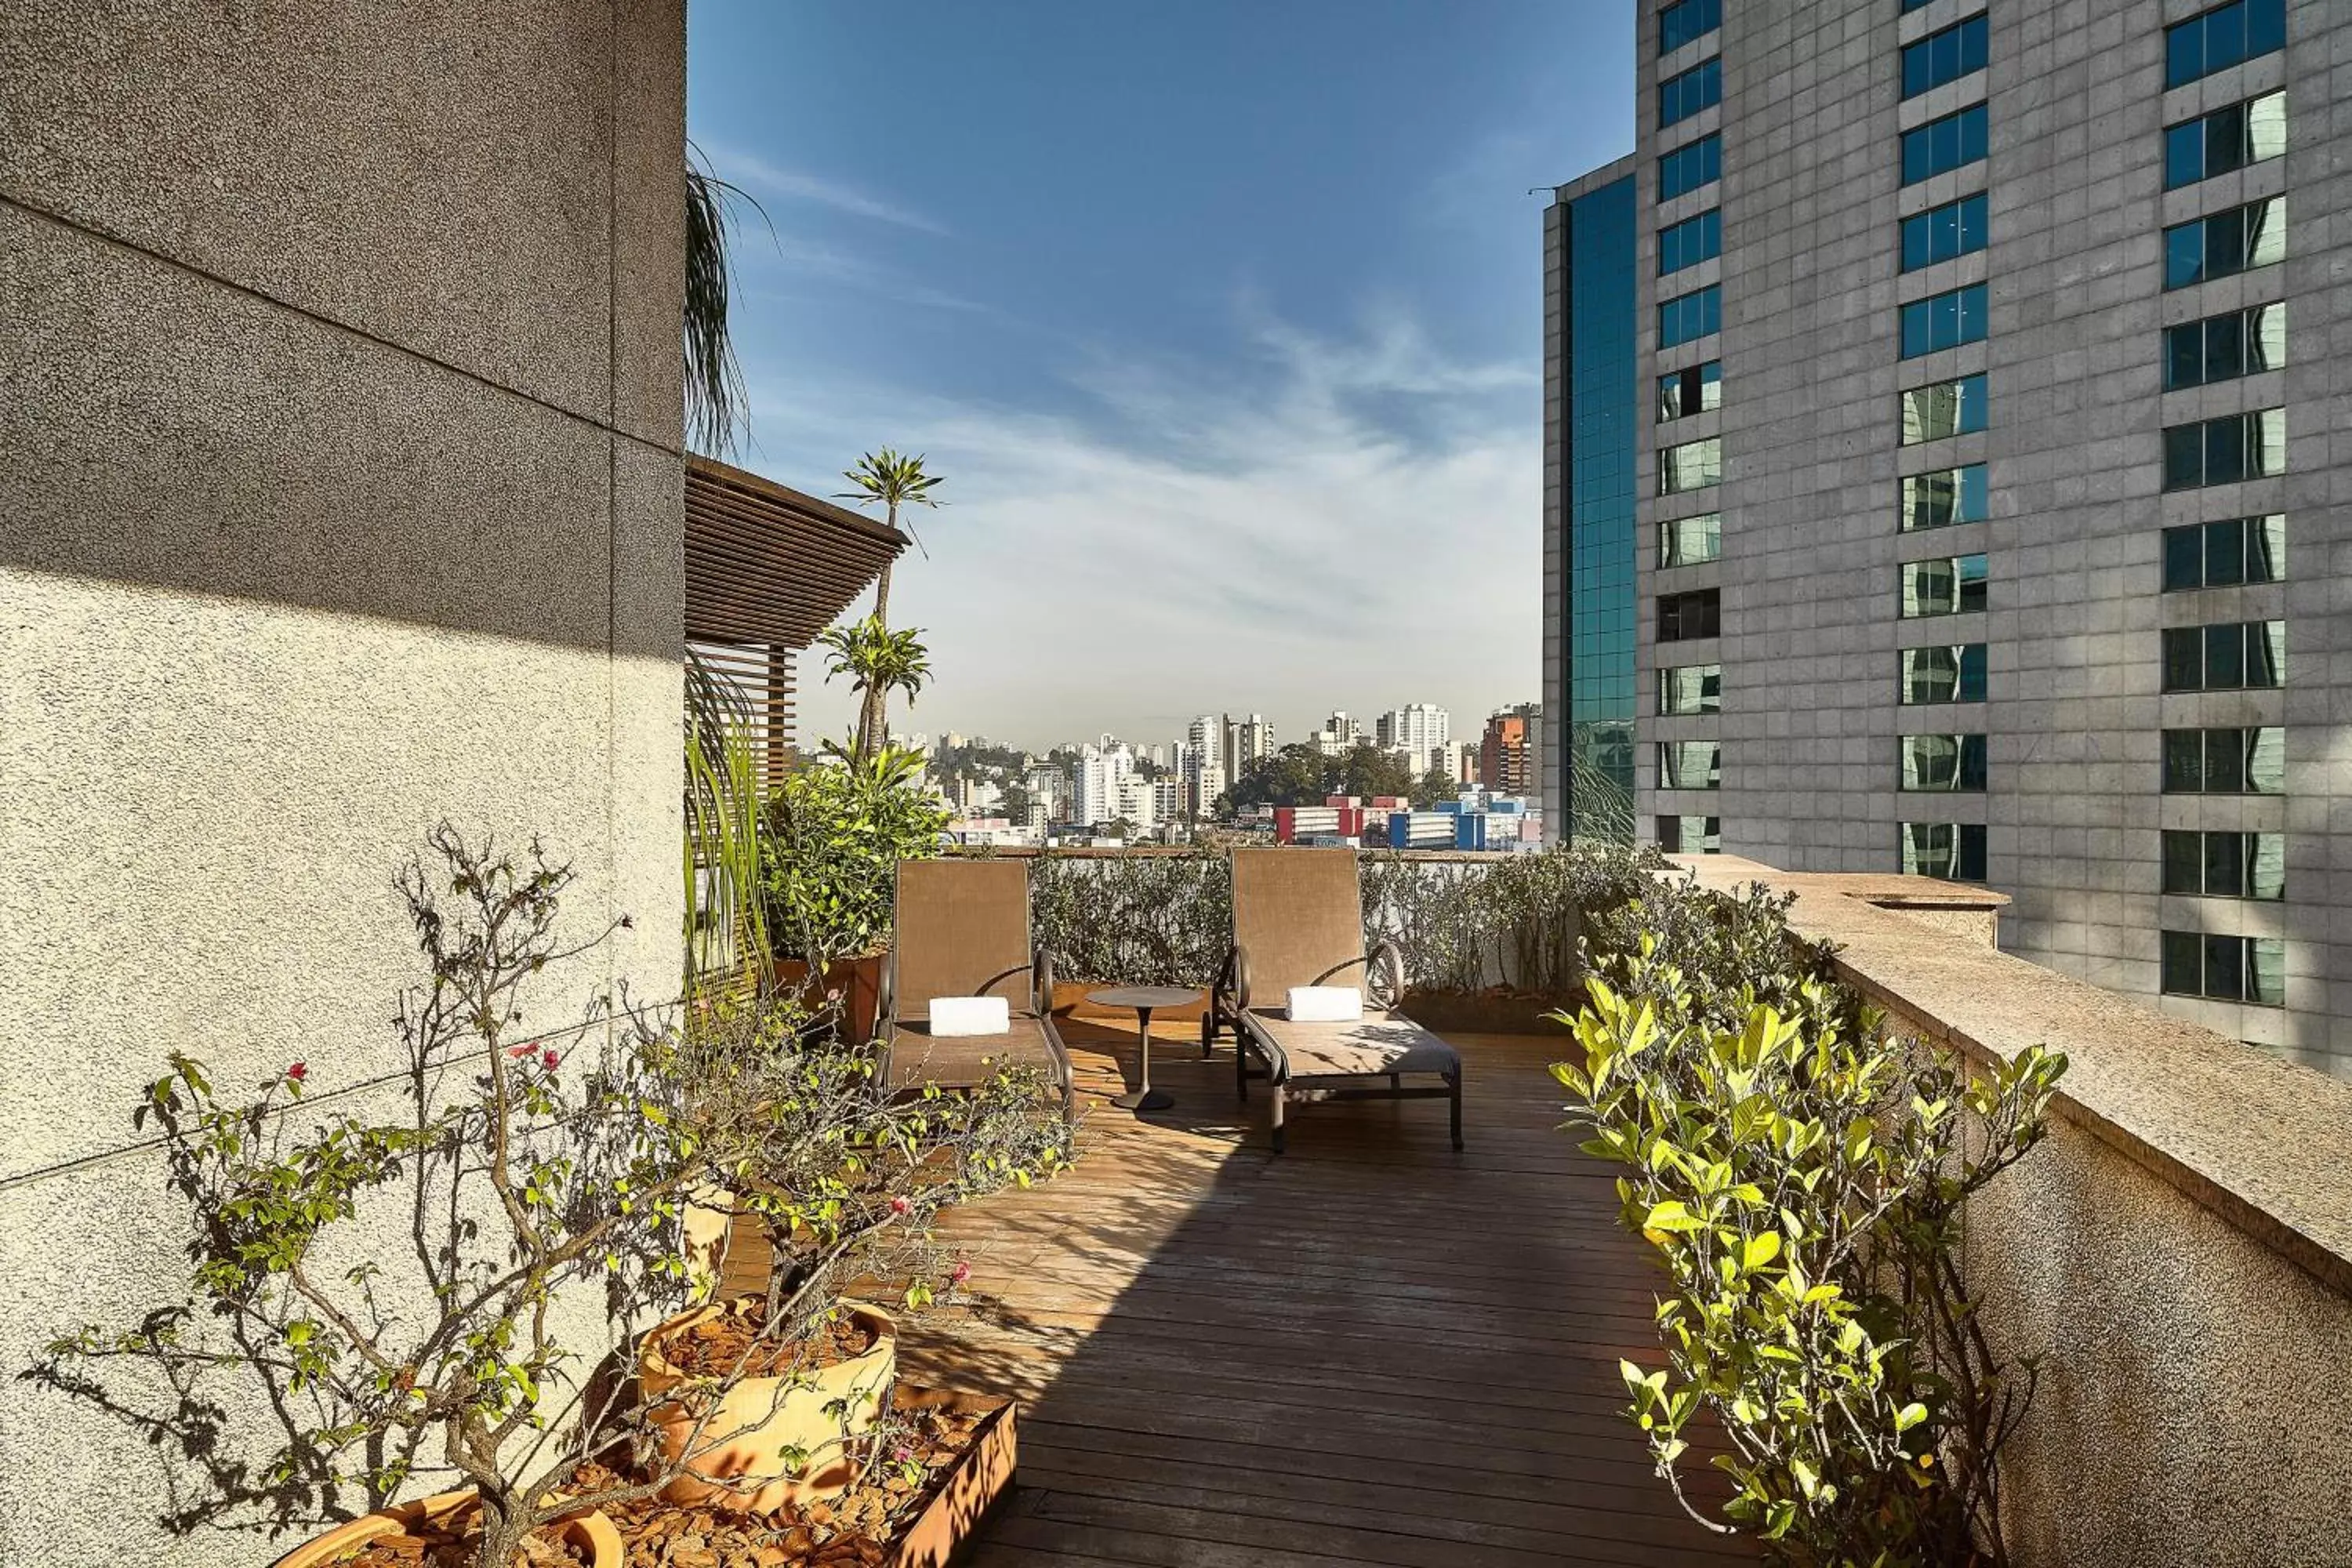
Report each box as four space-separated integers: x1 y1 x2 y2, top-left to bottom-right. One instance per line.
1366 941 1406 1011
1221 944 1254 1014
1033 946 1056 1014
876 948 897 1034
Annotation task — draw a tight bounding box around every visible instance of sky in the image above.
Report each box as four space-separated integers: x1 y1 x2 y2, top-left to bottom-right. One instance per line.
687 2 1634 755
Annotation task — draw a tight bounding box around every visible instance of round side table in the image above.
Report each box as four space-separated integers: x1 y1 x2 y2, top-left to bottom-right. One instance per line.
1086 985 1200 1112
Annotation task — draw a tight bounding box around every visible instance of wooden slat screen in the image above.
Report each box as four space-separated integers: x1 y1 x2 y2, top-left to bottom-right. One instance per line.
684 456 906 774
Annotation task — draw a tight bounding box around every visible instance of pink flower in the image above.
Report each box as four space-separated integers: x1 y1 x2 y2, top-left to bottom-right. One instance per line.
286 1062 307 1082
889 1196 911 1216
507 1044 535 1058
949 1260 972 1286
541 1047 560 1070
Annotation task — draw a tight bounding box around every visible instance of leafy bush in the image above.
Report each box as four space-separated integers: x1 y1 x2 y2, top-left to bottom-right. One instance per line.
1026 851 1229 985
1554 922 2066 1566
763 744 949 964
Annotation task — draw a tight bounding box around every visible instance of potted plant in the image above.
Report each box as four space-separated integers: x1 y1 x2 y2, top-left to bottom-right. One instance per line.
763 739 951 1042
34 829 770 1568
633 992 1067 1513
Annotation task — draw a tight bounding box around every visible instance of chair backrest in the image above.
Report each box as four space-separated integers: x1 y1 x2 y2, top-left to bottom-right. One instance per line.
1229 848 1366 1000
891 858 1034 1018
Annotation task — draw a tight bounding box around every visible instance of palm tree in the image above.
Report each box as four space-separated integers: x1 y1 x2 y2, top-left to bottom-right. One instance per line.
684 149 757 456
836 449 943 756
815 617 932 764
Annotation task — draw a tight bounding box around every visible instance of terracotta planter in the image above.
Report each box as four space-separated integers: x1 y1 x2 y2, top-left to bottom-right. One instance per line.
638 1297 898 1514
884 1386 1018 1568
268 1488 621 1568
771 954 884 1044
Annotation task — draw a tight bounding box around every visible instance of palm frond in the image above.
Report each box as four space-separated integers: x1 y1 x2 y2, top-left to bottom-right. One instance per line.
684 645 770 996
684 150 754 456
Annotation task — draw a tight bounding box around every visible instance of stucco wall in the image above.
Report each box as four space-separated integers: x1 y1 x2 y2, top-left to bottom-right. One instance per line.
0 4 687 1563
1678 857 2352 1566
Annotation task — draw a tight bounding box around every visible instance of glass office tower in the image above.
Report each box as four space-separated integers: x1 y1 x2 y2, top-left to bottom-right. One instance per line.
1542 162 1639 845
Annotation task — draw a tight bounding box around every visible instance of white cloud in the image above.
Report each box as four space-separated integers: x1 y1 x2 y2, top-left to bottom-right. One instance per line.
739 313 1541 755
703 145 950 237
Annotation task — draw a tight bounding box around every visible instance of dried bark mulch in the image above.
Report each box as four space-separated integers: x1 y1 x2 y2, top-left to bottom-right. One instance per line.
660 1308 878 1381
328 1514 588 1567
575 1392 990 1568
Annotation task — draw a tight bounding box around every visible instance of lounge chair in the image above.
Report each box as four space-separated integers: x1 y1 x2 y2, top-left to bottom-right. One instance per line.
877 858 1076 1123
1207 848 1462 1153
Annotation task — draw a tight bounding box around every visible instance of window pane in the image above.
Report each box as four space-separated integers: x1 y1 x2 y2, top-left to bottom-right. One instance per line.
2205 310 2245 383
2164 322 2202 390
2247 197 2285 269
2203 934 2245 1000
2205 728 2245 793
2162 730 2204 793
2205 415 2246 485
1657 740 1721 789
1659 664 1722 715
2162 525 2204 591
2246 0 2285 55
1658 0 1720 54
2251 407 2285 477
2247 514 2285 582
2248 303 2285 374
2161 929 2201 993
1958 642 1986 701
1659 437 1721 495
1902 647 1959 703
1956 823 1987 882
2163 423 2204 489
2165 220 2206 289
2246 727 2285 793
2247 937 2285 1005
2249 833 2286 900
2203 622 2244 689
1659 512 1722 567
2163 626 2204 691
2249 619 2284 687
2162 831 2204 895
2204 831 2246 897
2246 91 2287 163
2164 121 2204 188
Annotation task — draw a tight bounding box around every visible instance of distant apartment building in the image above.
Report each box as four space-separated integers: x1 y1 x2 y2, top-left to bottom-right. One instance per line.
1114 772 1159 828
1377 702 1450 772
1152 777 1184 822
1071 742 1134 826
1223 713 1276 782
1311 710 1364 755
1482 703 1543 794
1542 0 2349 1077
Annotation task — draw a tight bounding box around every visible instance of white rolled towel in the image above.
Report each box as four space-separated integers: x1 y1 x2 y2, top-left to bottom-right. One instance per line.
928 996 1011 1036
1286 985 1363 1022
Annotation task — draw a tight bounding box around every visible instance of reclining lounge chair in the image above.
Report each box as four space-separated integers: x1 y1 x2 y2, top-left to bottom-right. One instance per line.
1207 848 1462 1153
877 858 1076 1124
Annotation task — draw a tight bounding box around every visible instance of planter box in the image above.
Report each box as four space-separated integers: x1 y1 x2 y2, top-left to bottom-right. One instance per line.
773 953 884 1044
1396 987 1580 1036
887 1385 1017 1568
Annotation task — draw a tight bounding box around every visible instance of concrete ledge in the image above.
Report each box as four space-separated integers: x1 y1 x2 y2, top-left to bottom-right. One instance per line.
1673 854 2352 1299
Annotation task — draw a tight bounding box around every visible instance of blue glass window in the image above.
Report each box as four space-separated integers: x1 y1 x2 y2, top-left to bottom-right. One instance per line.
1900 463 1987 531
1660 57 1722 129
2164 198 2285 289
2165 93 2286 190
1900 0 1939 10
1899 643 1987 704
1899 284 1987 358
1901 15 1987 100
1658 134 1722 201
1900 192 1987 271
2165 0 2286 89
2162 409 2286 490
1659 0 1720 55
1900 104 1987 186
1659 285 1722 348
1657 209 1721 274
1899 374 1987 445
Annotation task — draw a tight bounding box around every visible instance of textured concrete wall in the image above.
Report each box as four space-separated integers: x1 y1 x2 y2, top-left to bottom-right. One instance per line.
0 3 686 1563
1681 857 2352 1567
1607 0 2352 1080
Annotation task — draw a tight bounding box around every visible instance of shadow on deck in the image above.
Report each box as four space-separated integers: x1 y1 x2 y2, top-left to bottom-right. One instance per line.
887 1018 1751 1567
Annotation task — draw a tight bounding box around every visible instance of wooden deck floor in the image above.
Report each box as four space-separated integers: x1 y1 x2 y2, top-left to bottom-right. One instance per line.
858 1018 1752 1568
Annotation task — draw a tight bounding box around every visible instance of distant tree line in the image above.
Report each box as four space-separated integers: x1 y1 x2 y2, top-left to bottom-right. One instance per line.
1219 742 1460 811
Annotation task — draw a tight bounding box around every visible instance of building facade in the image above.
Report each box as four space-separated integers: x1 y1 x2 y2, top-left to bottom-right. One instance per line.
1542 159 1642 849
1544 0 2350 1078
1376 702 1451 773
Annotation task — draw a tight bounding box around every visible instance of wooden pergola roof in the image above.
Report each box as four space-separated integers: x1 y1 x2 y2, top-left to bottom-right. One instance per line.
684 455 909 647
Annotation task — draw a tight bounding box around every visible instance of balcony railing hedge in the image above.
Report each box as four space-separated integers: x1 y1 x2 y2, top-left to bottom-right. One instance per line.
1023 844 1667 995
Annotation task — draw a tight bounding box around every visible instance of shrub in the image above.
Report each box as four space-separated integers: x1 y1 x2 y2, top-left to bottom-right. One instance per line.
763 744 949 965
1026 851 1229 985
1554 929 2066 1567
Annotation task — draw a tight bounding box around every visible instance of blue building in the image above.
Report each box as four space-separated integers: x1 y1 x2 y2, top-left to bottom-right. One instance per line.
1541 158 1639 846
